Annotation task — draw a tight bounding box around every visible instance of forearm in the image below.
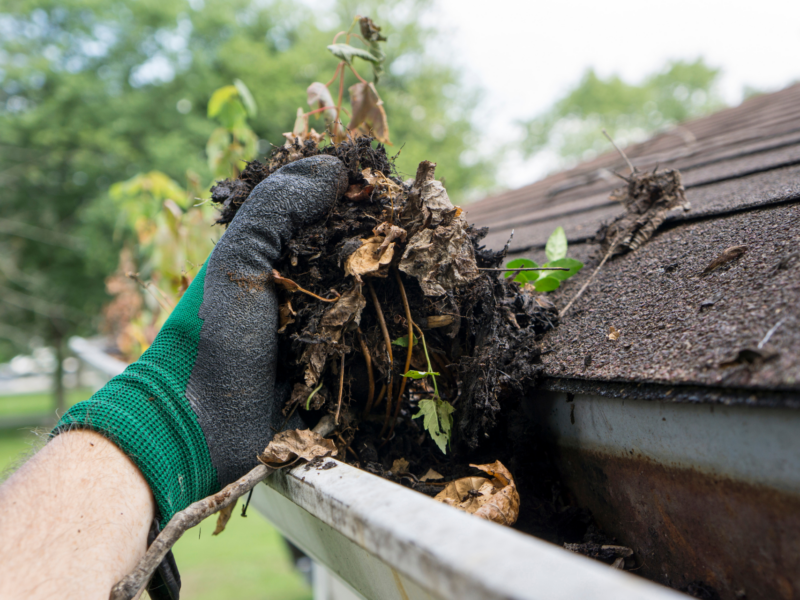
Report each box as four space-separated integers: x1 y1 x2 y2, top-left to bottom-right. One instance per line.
0 430 154 600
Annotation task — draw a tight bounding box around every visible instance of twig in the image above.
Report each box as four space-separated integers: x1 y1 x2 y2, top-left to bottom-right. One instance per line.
293 287 339 303
127 272 173 313
602 128 635 175
477 267 570 272
357 327 376 417
335 351 346 424
758 317 786 349
110 464 275 600
367 280 393 426
385 269 414 438
372 383 387 409
559 241 617 319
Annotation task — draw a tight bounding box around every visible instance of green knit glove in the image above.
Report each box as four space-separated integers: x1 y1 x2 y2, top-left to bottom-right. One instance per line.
54 155 348 527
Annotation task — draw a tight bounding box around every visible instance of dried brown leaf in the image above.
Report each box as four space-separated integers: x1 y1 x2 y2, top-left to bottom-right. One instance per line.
348 82 390 144
598 168 690 256
362 168 401 200
420 468 444 482
390 458 410 474
372 223 407 258
345 183 375 202
344 236 395 281
300 286 366 387
213 500 236 536
278 301 296 333
608 325 621 341
398 161 479 296
434 460 520 526
258 429 338 466
702 245 748 275
306 82 337 125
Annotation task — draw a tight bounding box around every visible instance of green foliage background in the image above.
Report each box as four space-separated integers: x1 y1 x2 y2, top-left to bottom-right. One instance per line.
520 58 725 165
0 0 492 362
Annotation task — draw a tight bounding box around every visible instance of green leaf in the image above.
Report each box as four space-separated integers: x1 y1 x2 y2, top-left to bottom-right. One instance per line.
540 257 583 282
216 99 247 130
403 369 439 380
327 43 379 65
546 226 568 262
534 277 561 292
412 398 455 454
504 258 538 284
207 85 239 118
233 79 257 117
392 334 419 347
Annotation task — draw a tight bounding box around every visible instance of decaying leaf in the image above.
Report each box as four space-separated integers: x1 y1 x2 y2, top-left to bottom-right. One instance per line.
345 183 375 202
702 245 748 275
348 82 390 144
390 458 410 474
213 500 236 536
420 468 443 482
306 82 337 125
372 222 407 258
344 236 396 281
597 168 690 256
258 429 338 466
608 325 621 341
362 168 402 200
434 460 520 526
398 161 480 296
301 285 366 387
278 301 296 333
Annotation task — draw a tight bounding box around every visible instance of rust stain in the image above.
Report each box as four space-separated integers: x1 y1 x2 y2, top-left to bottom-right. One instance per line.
391 568 410 600
557 446 800 600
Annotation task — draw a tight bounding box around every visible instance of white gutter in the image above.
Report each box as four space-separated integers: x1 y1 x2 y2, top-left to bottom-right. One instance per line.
68 336 127 377
252 458 688 600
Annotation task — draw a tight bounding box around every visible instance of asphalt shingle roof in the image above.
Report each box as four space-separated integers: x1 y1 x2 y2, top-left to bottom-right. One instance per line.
465 84 800 400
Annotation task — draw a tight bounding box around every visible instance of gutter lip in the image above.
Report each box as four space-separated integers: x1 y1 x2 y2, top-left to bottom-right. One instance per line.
538 376 800 408
257 457 688 600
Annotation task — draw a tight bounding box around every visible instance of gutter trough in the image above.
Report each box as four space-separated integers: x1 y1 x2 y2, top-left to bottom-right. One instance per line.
253 388 800 600
251 457 686 600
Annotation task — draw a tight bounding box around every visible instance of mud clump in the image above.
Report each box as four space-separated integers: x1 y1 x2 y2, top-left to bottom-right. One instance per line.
210 138 558 475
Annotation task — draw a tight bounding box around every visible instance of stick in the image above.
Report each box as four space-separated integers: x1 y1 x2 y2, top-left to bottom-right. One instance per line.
367 280 393 427
758 317 786 349
602 128 635 175
110 464 275 600
559 242 617 319
357 327 376 417
335 351 345 424
385 268 414 438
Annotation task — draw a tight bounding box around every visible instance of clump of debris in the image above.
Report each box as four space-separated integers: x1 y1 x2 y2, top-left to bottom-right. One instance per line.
210 138 557 476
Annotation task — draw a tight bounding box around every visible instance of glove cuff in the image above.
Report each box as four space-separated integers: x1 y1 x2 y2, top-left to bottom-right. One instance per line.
53 263 219 527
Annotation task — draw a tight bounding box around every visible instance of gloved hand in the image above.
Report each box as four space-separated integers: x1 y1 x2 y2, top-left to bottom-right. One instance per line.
54 155 347 592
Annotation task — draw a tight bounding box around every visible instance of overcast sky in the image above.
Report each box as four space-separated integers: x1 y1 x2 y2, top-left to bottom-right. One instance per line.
428 0 800 189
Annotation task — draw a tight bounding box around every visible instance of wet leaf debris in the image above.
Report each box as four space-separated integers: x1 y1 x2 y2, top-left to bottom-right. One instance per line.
210 138 559 475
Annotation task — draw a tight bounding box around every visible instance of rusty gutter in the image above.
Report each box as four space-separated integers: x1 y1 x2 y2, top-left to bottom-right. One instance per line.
527 391 800 599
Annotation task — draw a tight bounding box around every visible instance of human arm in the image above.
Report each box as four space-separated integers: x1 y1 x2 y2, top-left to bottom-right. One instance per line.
0 155 348 599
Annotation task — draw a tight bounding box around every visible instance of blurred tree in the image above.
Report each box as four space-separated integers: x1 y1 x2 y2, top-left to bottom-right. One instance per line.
520 58 724 165
0 0 490 401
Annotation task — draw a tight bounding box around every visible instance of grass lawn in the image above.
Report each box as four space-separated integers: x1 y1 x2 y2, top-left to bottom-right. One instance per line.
0 422 311 600
0 387 95 419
